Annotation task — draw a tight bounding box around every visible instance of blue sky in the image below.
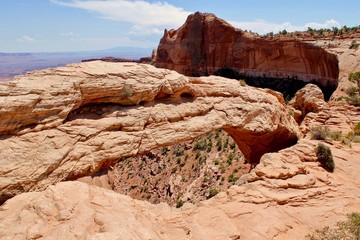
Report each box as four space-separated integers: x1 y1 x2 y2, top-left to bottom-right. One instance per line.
1 0 359 52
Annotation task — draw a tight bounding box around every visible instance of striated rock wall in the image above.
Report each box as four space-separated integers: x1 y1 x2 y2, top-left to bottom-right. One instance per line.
155 12 339 98
0 61 299 203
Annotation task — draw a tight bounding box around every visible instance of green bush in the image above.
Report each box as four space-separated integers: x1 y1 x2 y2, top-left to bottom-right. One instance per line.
306 212 360 240
216 138 222 151
349 71 360 89
346 86 358 97
208 188 219 199
310 126 330 140
176 199 184 208
228 174 239 183
348 96 360 106
194 140 207 151
315 143 335 172
350 40 360 49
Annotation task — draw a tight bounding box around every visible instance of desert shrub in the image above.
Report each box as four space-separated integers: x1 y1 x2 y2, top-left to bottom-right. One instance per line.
224 138 229 149
207 141 213 152
346 86 358 97
315 143 335 172
306 212 360 240
122 84 132 98
216 138 222 151
214 159 220 165
354 122 360 135
199 155 206 165
310 126 330 140
227 152 235 165
349 71 360 89
353 136 360 143
280 29 287 35
342 132 354 147
174 147 184 157
350 40 360 49
228 174 239 183
161 147 169 156
176 199 184 208
329 131 342 141
347 96 360 107
208 188 219 199
239 80 246 86
194 140 207 151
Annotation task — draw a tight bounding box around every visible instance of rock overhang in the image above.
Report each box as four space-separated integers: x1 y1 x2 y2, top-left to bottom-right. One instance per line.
155 12 339 100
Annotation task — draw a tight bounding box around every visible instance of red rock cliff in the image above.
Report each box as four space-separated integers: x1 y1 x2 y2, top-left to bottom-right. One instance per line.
155 12 339 97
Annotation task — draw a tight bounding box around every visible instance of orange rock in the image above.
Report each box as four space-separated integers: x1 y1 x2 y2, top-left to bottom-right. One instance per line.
155 12 339 98
0 61 299 203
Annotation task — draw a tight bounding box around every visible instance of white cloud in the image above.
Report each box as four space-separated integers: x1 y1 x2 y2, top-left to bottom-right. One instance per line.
229 19 341 35
305 19 341 30
60 31 76 37
51 0 191 35
16 35 35 42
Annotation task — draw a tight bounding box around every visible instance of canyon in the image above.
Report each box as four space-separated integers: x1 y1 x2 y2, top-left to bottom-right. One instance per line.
0 12 360 240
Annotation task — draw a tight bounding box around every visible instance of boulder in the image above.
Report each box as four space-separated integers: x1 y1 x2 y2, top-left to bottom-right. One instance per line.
291 84 326 121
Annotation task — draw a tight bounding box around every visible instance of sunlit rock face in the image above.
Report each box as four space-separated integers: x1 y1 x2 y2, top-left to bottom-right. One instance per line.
155 12 339 99
0 61 299 203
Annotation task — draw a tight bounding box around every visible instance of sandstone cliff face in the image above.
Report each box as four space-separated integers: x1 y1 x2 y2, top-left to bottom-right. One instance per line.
155 12 339 98
0 61 299 203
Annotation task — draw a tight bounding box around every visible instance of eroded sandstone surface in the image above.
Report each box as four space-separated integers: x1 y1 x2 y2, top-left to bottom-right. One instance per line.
155 12 339 99
1 138 359 240
0 61 298 203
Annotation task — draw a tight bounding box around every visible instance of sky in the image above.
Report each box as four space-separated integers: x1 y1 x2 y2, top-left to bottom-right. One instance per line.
0 0 359 53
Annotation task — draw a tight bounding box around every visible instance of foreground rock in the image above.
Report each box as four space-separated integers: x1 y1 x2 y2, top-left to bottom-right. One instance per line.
1 139 359 240
155 12 339 98
0 61 298 203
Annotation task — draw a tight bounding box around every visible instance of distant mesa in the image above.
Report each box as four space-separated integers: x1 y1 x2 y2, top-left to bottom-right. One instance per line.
155 12 339 99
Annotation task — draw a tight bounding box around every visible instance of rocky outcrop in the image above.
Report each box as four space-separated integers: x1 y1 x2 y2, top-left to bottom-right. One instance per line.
0 61 299 203
309 37 360 99
1 139 360 240
155 12 339 99
291 84 326 121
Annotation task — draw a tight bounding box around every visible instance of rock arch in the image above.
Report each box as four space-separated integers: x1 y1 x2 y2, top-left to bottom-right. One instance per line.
0 62 299 203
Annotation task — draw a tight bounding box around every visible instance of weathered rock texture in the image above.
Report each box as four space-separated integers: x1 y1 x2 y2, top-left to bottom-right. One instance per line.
290 83 326 122
1 139 360 240
0 61 299 203
309 37 360 99
155 12 339 98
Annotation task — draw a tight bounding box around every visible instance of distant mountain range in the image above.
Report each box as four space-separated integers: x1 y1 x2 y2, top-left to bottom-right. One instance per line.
0 47 154 80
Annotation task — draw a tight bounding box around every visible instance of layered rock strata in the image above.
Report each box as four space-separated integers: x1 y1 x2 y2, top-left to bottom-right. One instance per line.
0 61 299 203
155 12 339 99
